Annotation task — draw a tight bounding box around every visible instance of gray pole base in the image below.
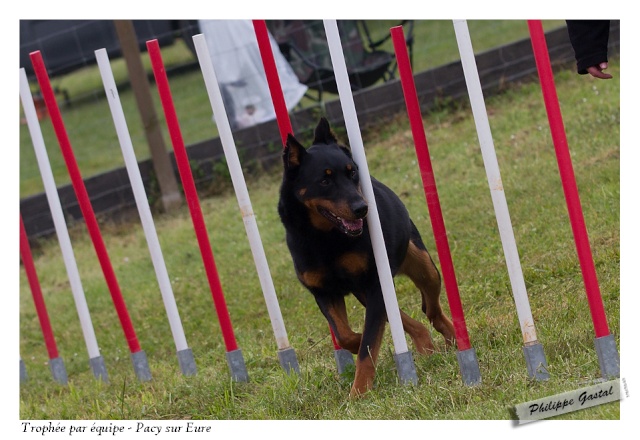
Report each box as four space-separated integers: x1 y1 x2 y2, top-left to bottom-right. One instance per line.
89 356 109 383
334 348 354 375
130 350 152 382
277 347 300 375
177 348 197 376
523 342 550 381
20 359 28 383
394 350 418 386
594 334 620 379
49 357 68 385
226 349 249 382
456 348 482 386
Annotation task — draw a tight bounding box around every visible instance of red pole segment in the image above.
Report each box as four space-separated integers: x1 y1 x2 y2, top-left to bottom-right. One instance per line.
30 51 141 354
20 215 59 360
252 20 344 352
146 39 238 352
527 20 610 338
252 20 294 146
390 26 471 351
330 331 342 351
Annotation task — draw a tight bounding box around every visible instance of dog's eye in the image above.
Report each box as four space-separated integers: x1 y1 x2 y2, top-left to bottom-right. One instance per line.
349 169 357 179
321 169 332 186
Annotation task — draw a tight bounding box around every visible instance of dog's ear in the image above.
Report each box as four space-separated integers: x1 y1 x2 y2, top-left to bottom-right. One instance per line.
284 133 306 169
312 117 338 145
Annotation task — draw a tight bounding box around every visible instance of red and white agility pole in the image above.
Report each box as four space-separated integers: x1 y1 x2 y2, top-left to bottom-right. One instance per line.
453 20 549 380
95 48 197 377
19 68 108 382
20 215 68 385
324 19 418 386
527 20 619 378
251 19 353 374
30 50 152 382
146 39 248 382
391 25 481 386
192 33 299 374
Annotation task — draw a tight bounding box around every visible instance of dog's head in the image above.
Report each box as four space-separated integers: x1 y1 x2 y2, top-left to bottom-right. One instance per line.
283 118 368 237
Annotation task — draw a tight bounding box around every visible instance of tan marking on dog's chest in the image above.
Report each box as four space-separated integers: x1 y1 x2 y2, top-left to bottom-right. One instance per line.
337 252 369 275
298 269 326 288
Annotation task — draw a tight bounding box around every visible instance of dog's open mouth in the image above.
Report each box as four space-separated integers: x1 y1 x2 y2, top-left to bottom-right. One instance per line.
318 207 364 237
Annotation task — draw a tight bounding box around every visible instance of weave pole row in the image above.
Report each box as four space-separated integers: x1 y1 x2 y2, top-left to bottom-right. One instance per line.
192 33 299 374
251 19 354 375
146 39 248 382
95 48 197 377
22 42 292 383
19 68 109 382
19 215 68 385
390 25 481 386
20 20 616 389
527 20 619 379
29 50 152 382
453 20 550 380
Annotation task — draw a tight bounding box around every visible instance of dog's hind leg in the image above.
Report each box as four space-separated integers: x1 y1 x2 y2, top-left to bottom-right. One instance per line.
398 228 456 347
399 309 435 354
357 284 435 354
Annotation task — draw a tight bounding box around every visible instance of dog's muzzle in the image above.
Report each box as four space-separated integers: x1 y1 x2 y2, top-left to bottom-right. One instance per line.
318 201 367 237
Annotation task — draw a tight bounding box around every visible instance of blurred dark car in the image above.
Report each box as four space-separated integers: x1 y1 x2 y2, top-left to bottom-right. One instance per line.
20 19 200 79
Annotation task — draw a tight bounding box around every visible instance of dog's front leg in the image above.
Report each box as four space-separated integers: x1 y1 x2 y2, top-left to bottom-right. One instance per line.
315 295 361 353
350 294 386 398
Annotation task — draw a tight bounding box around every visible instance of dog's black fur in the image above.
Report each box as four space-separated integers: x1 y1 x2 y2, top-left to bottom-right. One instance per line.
278 118 455 396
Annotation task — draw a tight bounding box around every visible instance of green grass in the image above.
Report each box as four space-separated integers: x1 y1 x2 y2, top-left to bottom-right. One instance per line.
19 56 619 421
19 20 565 197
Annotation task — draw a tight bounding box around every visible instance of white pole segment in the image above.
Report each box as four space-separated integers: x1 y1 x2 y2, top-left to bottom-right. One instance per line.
453 20 538 344
193 34 291 349
323 20 409 354
19 68 101 359
95 49 189 352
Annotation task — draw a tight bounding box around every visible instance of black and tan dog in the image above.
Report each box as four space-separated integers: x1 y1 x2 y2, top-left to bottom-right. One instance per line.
278 118 456 397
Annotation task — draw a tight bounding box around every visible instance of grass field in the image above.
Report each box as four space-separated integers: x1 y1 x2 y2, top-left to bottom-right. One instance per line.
18 46 620 425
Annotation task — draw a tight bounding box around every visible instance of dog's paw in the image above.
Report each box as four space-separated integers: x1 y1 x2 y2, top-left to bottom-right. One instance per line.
348 384 370 399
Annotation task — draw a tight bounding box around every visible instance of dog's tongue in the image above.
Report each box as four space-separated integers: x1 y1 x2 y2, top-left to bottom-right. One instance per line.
341 217 363 233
